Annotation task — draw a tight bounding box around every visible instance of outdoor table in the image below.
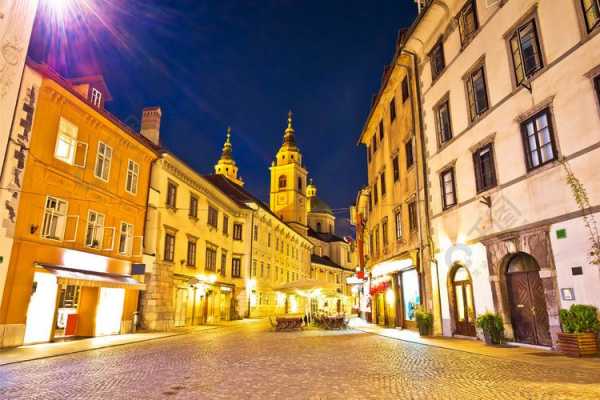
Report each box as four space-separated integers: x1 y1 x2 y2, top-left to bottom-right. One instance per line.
275 315 303 331
323 315 346 330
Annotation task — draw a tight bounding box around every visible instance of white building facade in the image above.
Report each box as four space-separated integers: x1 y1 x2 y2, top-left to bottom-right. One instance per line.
401 0 600 347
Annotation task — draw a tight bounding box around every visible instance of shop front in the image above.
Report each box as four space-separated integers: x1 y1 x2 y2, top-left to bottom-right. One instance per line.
173 274 235 327
0 243 144 348
369 256 421 329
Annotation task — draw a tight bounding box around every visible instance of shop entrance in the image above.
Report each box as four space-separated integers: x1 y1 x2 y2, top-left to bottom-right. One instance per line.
399 268 420 329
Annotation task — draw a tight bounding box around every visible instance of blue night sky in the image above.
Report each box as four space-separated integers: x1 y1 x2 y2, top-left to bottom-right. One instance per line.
29 0 417 234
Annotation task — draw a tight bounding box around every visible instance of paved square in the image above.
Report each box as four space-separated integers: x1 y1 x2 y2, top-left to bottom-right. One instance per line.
1 321 600 399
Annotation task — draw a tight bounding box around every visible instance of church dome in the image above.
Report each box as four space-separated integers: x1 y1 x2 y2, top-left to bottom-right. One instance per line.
308 196 333 215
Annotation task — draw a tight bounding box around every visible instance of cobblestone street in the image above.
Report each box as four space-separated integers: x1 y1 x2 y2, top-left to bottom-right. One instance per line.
1 321 600 400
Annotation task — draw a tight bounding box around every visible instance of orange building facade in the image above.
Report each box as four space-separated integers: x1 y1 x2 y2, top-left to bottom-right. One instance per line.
0 61 157 347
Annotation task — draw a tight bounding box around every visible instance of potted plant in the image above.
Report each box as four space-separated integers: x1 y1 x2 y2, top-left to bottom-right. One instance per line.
476 312 504 345
558 304 600 357
415 307 433 337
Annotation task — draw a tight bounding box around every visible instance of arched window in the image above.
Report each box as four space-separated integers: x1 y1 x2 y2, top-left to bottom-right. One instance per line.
297 177 302 191
279 175 287 189
316 222 322 232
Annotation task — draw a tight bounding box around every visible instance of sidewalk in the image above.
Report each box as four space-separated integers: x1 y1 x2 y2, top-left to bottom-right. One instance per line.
0 326 217 366
349 318 600 371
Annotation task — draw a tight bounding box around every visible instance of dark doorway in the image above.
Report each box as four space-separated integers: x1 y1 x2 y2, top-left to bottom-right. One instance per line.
451 266 476 337
506 253 552 346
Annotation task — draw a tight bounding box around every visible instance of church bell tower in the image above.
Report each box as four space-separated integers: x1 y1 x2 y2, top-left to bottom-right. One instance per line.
269 111 308 235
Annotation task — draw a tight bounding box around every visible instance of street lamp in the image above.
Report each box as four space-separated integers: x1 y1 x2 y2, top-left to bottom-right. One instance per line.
246 278 256 318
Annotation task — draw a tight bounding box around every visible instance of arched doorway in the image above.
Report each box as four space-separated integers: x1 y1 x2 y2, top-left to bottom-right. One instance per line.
451 266 476 336
506 253 552 346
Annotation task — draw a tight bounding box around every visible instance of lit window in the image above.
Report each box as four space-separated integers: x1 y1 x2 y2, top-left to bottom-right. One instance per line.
41 196 68 240
125 159 139 194
86 210 105 248
118 222 134 255
582 0 600 32
90 88 102 108
510 20 543 85
94 141 112 181
458 0 479 45
54 118 78 165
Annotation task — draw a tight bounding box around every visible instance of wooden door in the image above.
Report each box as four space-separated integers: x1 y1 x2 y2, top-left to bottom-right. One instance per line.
507 271 551 346
454 282 476 336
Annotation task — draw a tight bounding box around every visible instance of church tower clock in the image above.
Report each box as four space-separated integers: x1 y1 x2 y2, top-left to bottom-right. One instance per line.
269 111 308 235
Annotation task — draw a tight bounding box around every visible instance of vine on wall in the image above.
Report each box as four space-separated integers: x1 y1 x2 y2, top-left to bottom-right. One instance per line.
561 161 600 266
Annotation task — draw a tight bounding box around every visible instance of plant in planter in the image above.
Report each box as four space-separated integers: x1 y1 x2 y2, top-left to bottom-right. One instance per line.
476 312 504 345
558 304 600 357
415 307 433 337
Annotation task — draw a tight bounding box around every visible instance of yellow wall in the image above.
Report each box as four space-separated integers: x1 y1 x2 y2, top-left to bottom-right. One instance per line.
77 286 99 337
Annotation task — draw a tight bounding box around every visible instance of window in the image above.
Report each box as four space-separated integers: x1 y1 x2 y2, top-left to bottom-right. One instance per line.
41 196 68 240
223 215 229 235
253 225 258 241
316 222 322 232
85 210 105 248
220 250 227 276
395 209 403 240
90 87 102 108
521 109 557 170
595 75 600 103
118 222 134 255
436 100 453 144
510 20 543 85
466 66 489 121
441 168 457 209
405 139 414 169
382 218 389 248
94 141 112 181
260 262 264 277
187 195 198 219
268 233 271 247
208 206 218 228
164 232 175 261
582 0 600 32
372 134 377 153
125 160 139 194
401 76 410 103
473 144 497 192
233 223 243 240
187 239 197 267
252 260 257 277
374 226 380 257
166 181 177 209
379 120 384 141
393 156 400 182
297 177 303 191
367 146 371 163
458 0 479 45
380 172 386 196
430 40 446 80
373 181 378 205
408 200 418 233
205 245 217 271
279 175 287 189
232 257 242 278
54 118 78 165
390 98 397 122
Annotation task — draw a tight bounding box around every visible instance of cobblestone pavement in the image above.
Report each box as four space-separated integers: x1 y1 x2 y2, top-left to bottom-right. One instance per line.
1 321 600 400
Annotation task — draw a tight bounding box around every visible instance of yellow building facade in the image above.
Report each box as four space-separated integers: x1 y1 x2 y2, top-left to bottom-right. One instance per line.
0 61 157 347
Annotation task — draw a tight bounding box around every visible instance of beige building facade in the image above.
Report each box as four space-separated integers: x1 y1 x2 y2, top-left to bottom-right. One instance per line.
400 0 600 347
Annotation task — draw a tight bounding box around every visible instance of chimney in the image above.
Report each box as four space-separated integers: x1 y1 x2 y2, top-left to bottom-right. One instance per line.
140 107 162 146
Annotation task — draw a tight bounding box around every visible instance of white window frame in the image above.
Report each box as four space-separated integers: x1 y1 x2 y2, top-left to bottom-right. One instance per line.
125 159 139 195
118 222 134 256
90 87 102 108
54 118 79 165
41 196 69 241
85 210 106 249
94 141 113 182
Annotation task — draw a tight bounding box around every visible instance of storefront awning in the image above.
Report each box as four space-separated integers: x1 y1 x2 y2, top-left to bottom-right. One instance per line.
36 264 145 290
